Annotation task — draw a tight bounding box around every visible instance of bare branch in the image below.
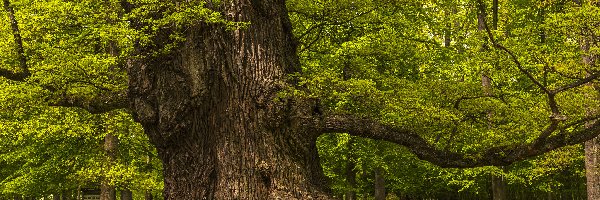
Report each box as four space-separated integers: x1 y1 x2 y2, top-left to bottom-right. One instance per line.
532 120 559 148
312 114 471 167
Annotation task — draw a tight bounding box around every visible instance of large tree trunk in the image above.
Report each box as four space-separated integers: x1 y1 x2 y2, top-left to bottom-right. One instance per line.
127 1 329 199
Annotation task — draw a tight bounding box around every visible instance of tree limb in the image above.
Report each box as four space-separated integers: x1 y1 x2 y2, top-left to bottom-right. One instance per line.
311 113 600 168
551 72 600 94
48 90 129 114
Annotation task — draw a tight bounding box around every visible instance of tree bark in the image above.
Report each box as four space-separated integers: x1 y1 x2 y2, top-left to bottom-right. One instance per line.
127 1 328 199
586 138 600 200
122 0 600 198
580 1 600 199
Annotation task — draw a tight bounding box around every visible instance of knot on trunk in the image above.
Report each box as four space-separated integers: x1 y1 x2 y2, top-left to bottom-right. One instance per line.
257 161 272 189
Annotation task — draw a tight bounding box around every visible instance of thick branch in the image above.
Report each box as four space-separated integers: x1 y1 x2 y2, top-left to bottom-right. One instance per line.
312 113 600 168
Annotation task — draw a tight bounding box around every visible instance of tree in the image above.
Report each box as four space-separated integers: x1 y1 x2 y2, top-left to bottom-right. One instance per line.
3 0 600 199
1 0 163 199
578 0 600 198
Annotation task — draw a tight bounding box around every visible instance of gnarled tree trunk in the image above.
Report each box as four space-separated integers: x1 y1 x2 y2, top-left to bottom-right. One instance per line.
127 1 329 199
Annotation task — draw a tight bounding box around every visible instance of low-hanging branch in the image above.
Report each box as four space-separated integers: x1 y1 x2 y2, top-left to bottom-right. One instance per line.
306 1 600 168
311 113 600 168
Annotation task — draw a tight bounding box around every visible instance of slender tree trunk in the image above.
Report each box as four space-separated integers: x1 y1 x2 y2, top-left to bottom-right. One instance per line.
444 8 451 48
127 1 329 199
491 171 507 200
61 190 72 200
478 2 507 199
144 191 153 200
580 1 600 199
53 194 60 200
120 189 133 200
492 0 498 30
76 186 81 200
100 133 118 200
583 29 600 200
2 0 29 78
586 138 600 199
345 138 356 200
374 167 385 200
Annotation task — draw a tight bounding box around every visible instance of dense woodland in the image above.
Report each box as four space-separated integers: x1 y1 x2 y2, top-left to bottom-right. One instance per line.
1 0 600 199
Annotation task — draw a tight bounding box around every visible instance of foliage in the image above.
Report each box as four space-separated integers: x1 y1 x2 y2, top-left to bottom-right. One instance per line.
0 0 163 198
1 0 599 198
291 0 598 198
